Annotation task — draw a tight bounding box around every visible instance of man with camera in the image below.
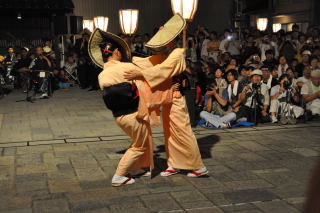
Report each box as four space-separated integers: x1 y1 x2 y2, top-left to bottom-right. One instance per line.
29 46 52 98
235 69 270 124
301 69 320 116
270 74 304 124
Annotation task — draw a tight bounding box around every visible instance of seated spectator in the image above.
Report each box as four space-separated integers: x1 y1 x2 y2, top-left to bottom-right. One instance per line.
310 56 320 71
235 69 270 123
270 74 304 123
200 70 241 127
297 66 311 87
286 67 298 88
296 50 311 77
301 69 320 116
263 49 278 68
270 66 279 79
13 47 31 91
29 46 52 98
211 66 228 97
58 70 73 89
239 66 254 93
63 55 78 83
277 55 289 78
261 66 278 90
244 54 263 69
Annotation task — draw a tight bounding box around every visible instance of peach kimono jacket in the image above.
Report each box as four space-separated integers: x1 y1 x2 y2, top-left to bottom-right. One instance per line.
133 48 205 170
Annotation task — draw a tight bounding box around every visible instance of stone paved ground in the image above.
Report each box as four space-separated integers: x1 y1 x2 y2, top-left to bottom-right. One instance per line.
0 88 320 213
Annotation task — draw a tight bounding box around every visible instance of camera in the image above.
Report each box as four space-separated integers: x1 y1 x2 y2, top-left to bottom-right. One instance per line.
252 83 261 90
283 81 291 90
227 35 233 41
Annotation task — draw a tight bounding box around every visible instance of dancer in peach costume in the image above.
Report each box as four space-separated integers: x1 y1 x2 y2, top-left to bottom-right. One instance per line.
125 14 208 177
88 29 155 186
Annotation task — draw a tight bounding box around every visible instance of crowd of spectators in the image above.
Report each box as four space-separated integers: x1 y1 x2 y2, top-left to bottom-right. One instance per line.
0 24 320 127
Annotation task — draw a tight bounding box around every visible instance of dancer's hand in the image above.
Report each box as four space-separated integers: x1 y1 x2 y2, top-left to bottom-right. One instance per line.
172 83 180 91
124 70 143 80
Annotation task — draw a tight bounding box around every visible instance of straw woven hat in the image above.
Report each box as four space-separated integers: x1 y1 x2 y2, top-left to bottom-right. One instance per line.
145 13 186 50
88 28 132 68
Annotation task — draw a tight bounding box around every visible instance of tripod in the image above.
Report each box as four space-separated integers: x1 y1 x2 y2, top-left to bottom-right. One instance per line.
16 71 36 103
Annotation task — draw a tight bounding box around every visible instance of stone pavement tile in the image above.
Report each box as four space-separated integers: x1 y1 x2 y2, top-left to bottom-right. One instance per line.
29 139 65 146
223 189 278 204
70 158 98 169
75 167 107 181
255 172 300 187
0 142 27 148
254 200 300 213
236 141 271 151
53 144 88 152
0 209 32 213
15 173 47 183
16 163 57 175
202 193 233 206
79 180 109 190
33 199 70 213
16 153 42 166
70 200 110 213
2 147 16 156
223 179 274 191
0 156 15 166
170 190 210 203
66 137 100 143
0 196 32 211
289 148 320 157
222 171 259 182
140 193 182 212
267 183 306 199
15 180 48 194
284 197 305 212
186 206 224 213
108 197 149 213
47 170 76 180
17 145 53 155
0 165 15 182
220 203 263 213
206 165 233 174
48 178 82 193
237 152 267 162
181 200 215 210
187 177 230 193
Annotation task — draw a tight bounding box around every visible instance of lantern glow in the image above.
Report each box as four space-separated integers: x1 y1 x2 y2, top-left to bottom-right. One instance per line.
119 9 139 35
171 0 198 20
83 20 94 32
256 18 268 31
94 16 109 31
273 23 281 32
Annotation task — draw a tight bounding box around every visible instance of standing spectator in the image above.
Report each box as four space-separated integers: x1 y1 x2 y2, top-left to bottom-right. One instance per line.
206 31 220 63
241 35 259 64
219 29 232 54
279 33 297 64
259 35 273 62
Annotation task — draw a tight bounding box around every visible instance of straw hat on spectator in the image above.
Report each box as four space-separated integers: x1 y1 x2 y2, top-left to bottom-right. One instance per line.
145 13 186 51
311 69 320 78
88 28 131 68
250 69 263 76
302 50 312 56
